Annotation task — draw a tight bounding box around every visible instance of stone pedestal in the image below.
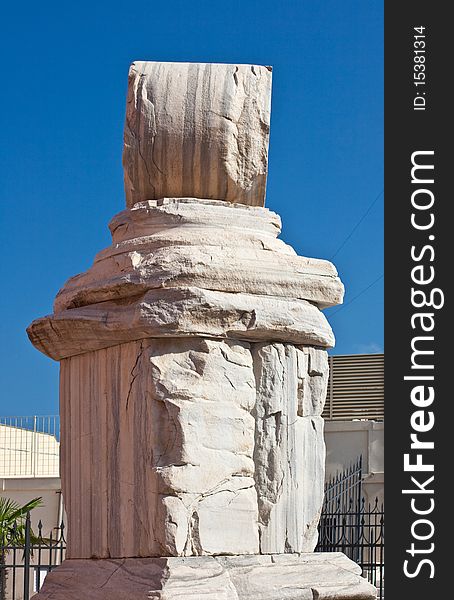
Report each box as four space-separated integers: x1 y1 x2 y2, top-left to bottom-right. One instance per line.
33 554 376 599
27 62 375 599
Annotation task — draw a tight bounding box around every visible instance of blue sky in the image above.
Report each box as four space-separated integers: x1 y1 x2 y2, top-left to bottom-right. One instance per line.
0 0 383 416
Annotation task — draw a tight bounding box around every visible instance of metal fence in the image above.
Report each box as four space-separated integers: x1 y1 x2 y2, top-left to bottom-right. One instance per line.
0 417 60 478
0 513 65 600
323 455 363 513
316 458 385 599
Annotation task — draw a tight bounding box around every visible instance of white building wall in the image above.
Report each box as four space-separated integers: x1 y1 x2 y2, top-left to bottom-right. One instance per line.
0 423 60 478
324 420 384 506
0 477 63 535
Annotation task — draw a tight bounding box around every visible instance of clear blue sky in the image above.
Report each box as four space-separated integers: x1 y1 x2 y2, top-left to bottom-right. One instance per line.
0 0 383 416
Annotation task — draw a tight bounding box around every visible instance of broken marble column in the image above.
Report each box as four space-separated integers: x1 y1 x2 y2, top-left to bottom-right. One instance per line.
29 197 339 560
123 62 272 207
27 61 376 599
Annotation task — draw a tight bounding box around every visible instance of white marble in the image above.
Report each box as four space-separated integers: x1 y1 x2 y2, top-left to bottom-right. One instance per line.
27 61 357 598
60 338 329 559
52 199 342 314
123 62 272 207
60 338 259 558
28 287 335 360
253 343 326 553
34 553 377 599
27 199 343 360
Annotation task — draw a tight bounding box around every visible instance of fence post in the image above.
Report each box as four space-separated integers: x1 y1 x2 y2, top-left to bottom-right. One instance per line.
328 355 334 420
316 462 384 600
32 415 38 477
23 512 31 600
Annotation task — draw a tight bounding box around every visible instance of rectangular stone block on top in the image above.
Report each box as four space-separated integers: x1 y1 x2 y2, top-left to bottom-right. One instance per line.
123 62 272 207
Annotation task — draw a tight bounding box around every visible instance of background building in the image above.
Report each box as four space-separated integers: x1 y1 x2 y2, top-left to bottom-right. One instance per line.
323 353 384 505
0 416 62 534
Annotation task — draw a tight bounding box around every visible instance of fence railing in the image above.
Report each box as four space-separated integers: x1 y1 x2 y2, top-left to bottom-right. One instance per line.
316 457 384 599
323 455 363 513
0 416 60 478
0 513 65 600
316 497 384 598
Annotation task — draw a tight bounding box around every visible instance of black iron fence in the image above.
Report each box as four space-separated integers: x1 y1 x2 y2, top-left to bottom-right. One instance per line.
0 513 65 600
323 455 363 513
316 457 385 599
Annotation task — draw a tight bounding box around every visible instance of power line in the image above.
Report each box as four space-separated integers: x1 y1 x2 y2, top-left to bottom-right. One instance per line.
330 189 383 261
329 274 383 318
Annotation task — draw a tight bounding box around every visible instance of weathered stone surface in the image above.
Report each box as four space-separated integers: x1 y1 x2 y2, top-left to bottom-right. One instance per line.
253 343 326 553
60 337 329 559
123 62 272 208
61 338 326 558
52 199 342 314
27 199 343 360
28 287 335 360
33 553 377 599
61 338 259 559
298 346 330 416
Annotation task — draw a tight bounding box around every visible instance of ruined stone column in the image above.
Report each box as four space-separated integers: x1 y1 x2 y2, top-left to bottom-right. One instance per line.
28 61 376 599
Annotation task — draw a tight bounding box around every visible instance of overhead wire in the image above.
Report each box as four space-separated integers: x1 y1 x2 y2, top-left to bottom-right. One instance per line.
327 188 384 318
330 189 383 261
329 274 384 318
